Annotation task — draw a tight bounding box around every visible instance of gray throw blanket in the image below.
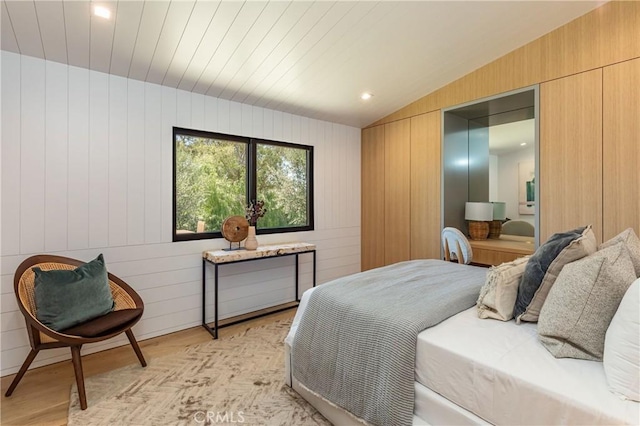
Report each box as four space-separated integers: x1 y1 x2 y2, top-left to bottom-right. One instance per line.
291 260 486 426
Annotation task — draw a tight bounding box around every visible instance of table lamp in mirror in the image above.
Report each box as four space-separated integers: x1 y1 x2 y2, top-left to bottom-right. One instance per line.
489 202 507 239
465 202 493 240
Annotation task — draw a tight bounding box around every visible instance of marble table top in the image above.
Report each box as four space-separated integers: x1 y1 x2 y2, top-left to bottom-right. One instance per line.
203 242 316 264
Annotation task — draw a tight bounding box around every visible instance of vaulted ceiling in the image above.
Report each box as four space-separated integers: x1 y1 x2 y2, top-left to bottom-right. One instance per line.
1 1 604 128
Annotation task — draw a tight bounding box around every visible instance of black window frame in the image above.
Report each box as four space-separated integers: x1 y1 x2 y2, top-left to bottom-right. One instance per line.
173 127 314 242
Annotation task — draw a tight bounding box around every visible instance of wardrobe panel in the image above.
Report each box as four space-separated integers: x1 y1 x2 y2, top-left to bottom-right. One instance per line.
603 58 640 239
410 111 441 259
540 69 603 243
384 119 411 264
361 125 385 270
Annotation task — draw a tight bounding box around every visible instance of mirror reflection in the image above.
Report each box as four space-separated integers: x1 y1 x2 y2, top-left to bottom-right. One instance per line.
489 119 535 237
442 88 538 248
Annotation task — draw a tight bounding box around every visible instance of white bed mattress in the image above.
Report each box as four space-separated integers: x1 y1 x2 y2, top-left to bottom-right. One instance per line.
416 308 640 425
286 288 640 425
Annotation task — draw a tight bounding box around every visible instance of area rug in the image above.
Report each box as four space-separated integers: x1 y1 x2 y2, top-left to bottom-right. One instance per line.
68 319 330 425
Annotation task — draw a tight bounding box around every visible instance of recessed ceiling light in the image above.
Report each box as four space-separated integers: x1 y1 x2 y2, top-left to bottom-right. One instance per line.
94 5 111 19
360 92 373 100
520 142 527 146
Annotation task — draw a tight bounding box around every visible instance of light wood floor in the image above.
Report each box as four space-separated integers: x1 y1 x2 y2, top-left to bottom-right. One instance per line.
1 309 296 426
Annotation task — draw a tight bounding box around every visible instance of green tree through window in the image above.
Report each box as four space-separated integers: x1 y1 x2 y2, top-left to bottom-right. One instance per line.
257 144 308 229
173 128 313 241
175 134 247 234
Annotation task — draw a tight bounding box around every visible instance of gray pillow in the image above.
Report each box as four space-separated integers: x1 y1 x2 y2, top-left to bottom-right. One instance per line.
34 254 115 331
599 228 640 277
517 226 597 323
514 226 586 320
537 243 636 360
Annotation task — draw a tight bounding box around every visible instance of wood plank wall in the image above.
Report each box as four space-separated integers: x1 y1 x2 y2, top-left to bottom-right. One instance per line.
361 126 385 270
361 112 442 270
362 1 640 268
368 1 640 127
410 112 441 260
603 58 640 240
384 120 411 264
540 70 603 243
0 52 362 376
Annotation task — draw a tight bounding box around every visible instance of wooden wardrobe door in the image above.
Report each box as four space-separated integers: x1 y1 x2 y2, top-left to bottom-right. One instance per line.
540 69 603 243
361 125 385 271
384 119 411 265
410 111 441 260
603 58 640 240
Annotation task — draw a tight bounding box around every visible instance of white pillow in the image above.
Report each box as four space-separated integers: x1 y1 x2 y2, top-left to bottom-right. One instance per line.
603 278 640 401
477 255 530 321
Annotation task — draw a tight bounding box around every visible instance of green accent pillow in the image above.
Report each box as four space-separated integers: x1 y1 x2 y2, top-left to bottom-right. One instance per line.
34 254 115 332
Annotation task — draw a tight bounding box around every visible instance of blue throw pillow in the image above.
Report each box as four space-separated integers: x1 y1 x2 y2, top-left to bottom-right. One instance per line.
514 227 586 320
34 254 115 332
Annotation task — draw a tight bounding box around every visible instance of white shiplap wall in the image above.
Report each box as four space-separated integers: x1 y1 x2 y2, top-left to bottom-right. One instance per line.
0 51 361 376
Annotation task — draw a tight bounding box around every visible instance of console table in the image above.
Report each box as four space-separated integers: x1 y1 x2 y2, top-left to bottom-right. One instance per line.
202 242 316 339
469 235 535 266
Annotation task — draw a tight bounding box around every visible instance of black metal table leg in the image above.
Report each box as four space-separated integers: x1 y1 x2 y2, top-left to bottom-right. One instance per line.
202 258 206 328
202 260 217 339
214 263 219 339
313 250 317 287
295 253 299 301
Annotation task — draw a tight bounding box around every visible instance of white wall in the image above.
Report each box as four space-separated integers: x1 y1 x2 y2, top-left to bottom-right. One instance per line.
489 154 498 201
0 52 361 376
494 146 535 224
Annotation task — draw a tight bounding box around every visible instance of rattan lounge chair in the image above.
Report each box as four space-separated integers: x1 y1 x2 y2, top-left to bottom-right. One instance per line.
4 254 147 410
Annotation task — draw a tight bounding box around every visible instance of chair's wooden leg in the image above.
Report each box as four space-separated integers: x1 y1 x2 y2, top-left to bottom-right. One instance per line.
125 329 147 367
70 346 87 410
4 348 39 397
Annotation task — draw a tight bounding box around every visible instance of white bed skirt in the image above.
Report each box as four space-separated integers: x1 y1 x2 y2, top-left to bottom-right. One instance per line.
284 342 488 426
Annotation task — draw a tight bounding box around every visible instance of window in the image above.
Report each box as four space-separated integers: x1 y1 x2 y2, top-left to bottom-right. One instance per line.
173 127 314 241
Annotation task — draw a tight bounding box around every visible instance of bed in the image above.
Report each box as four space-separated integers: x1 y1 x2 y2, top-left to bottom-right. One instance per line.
284 260 639 426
